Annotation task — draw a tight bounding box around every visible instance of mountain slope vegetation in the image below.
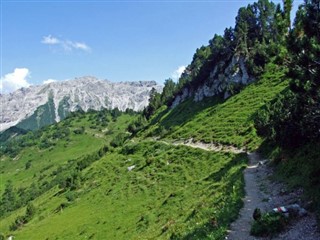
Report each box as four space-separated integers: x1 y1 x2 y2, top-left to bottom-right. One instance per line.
140 63 288 150
0 109 247 239
1 0 320 239
0 66 286 239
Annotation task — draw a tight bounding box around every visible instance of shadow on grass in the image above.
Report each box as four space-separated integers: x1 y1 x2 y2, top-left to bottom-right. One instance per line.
156 96 223 131
168 153 247 240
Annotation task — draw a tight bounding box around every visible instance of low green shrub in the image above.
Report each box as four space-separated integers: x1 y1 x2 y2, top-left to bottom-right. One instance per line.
250 212 287 237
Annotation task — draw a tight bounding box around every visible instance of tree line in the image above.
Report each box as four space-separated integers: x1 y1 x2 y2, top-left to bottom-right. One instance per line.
143 0 293 119
254 0 320 148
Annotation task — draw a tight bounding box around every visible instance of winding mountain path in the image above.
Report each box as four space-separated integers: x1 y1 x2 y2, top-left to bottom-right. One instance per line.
226 152 268 240
157 138 263 239
171 138 245 154
154 138 320 239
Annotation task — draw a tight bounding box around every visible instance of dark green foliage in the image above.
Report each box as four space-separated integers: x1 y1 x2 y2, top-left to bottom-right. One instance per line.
254 89 301 147
111 107 121 121
161 78 177 105
2 0 319 238
39 138 56 149
63 172 81 190
0 181 38 218
286 0 320 143
0 108 125 158
144 88 162 119
10 215 27 231
127 115 147 135
0 126 28 143
283 0 293 30
65 191 77 202
255 0 320 147
110 133 128 147
25 202 36 221
73 126 85 134
144 0 289 111
9 202 36 231
234 0 284 76
0 233 4 240
25 160 32 170
274 143 320 221
254 0 320 225
0 180 17 215
250 212 287 237
0 144 109 217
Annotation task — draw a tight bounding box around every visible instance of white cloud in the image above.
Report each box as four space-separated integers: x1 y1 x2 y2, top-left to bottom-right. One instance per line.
41 35 60 45
41 35 91 52
43 79 57 84
0 68 31 94
171 66 186 81
70 42 90 51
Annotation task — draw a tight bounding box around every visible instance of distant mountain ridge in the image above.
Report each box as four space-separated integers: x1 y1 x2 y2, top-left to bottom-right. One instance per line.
0 76 162 131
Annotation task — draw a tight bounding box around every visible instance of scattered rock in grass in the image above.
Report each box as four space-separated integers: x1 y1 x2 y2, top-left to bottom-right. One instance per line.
127 165 135 171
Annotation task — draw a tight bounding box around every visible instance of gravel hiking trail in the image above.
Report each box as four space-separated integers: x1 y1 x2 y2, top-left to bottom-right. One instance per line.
227 152 268 240
154 138 320 239
172 138 245 154
226 152 320 240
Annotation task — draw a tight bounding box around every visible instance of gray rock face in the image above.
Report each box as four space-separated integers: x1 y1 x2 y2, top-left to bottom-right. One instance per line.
172 55 254 107
171 88 190 108
0 76 162 131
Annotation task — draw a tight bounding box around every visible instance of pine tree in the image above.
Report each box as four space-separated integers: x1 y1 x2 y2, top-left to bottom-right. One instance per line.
0 180 17 215
287 0 320 142
161 78 176 105
25 202 36 221
283 0 294 30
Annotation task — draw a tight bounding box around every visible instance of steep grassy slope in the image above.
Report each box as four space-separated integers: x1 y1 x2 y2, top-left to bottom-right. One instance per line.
0 65 289 239
142 64 288 151
1 142 246 240
0 106 248 239
0 109 132 193
0 110 136 212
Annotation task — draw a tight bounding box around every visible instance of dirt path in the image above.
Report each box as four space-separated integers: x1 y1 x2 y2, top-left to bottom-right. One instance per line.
172 138 245 154
226 152 268 240
226 152 320 240
155 138 320 239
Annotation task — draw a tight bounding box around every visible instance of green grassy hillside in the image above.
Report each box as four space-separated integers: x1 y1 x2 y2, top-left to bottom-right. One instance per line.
0 63 290 239
0 110 134 193
142 64 288 151
0 107 248 239
0 110 136 227
1 142 246 240
0 65 289 239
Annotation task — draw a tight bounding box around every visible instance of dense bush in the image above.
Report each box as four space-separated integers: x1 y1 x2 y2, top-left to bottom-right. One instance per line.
9 202 36 231
251 212 287 237
0 144 109 217
255 0 320 148
110 133 128 147
254 90 299 147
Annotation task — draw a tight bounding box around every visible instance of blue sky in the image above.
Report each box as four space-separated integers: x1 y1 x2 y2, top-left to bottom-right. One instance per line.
1 0 301 93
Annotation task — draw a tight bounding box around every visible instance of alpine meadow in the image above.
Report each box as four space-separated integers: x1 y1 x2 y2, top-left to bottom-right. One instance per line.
1 0 320 239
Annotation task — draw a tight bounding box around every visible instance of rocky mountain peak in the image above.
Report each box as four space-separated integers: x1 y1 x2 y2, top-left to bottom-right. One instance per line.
0 77 162 131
